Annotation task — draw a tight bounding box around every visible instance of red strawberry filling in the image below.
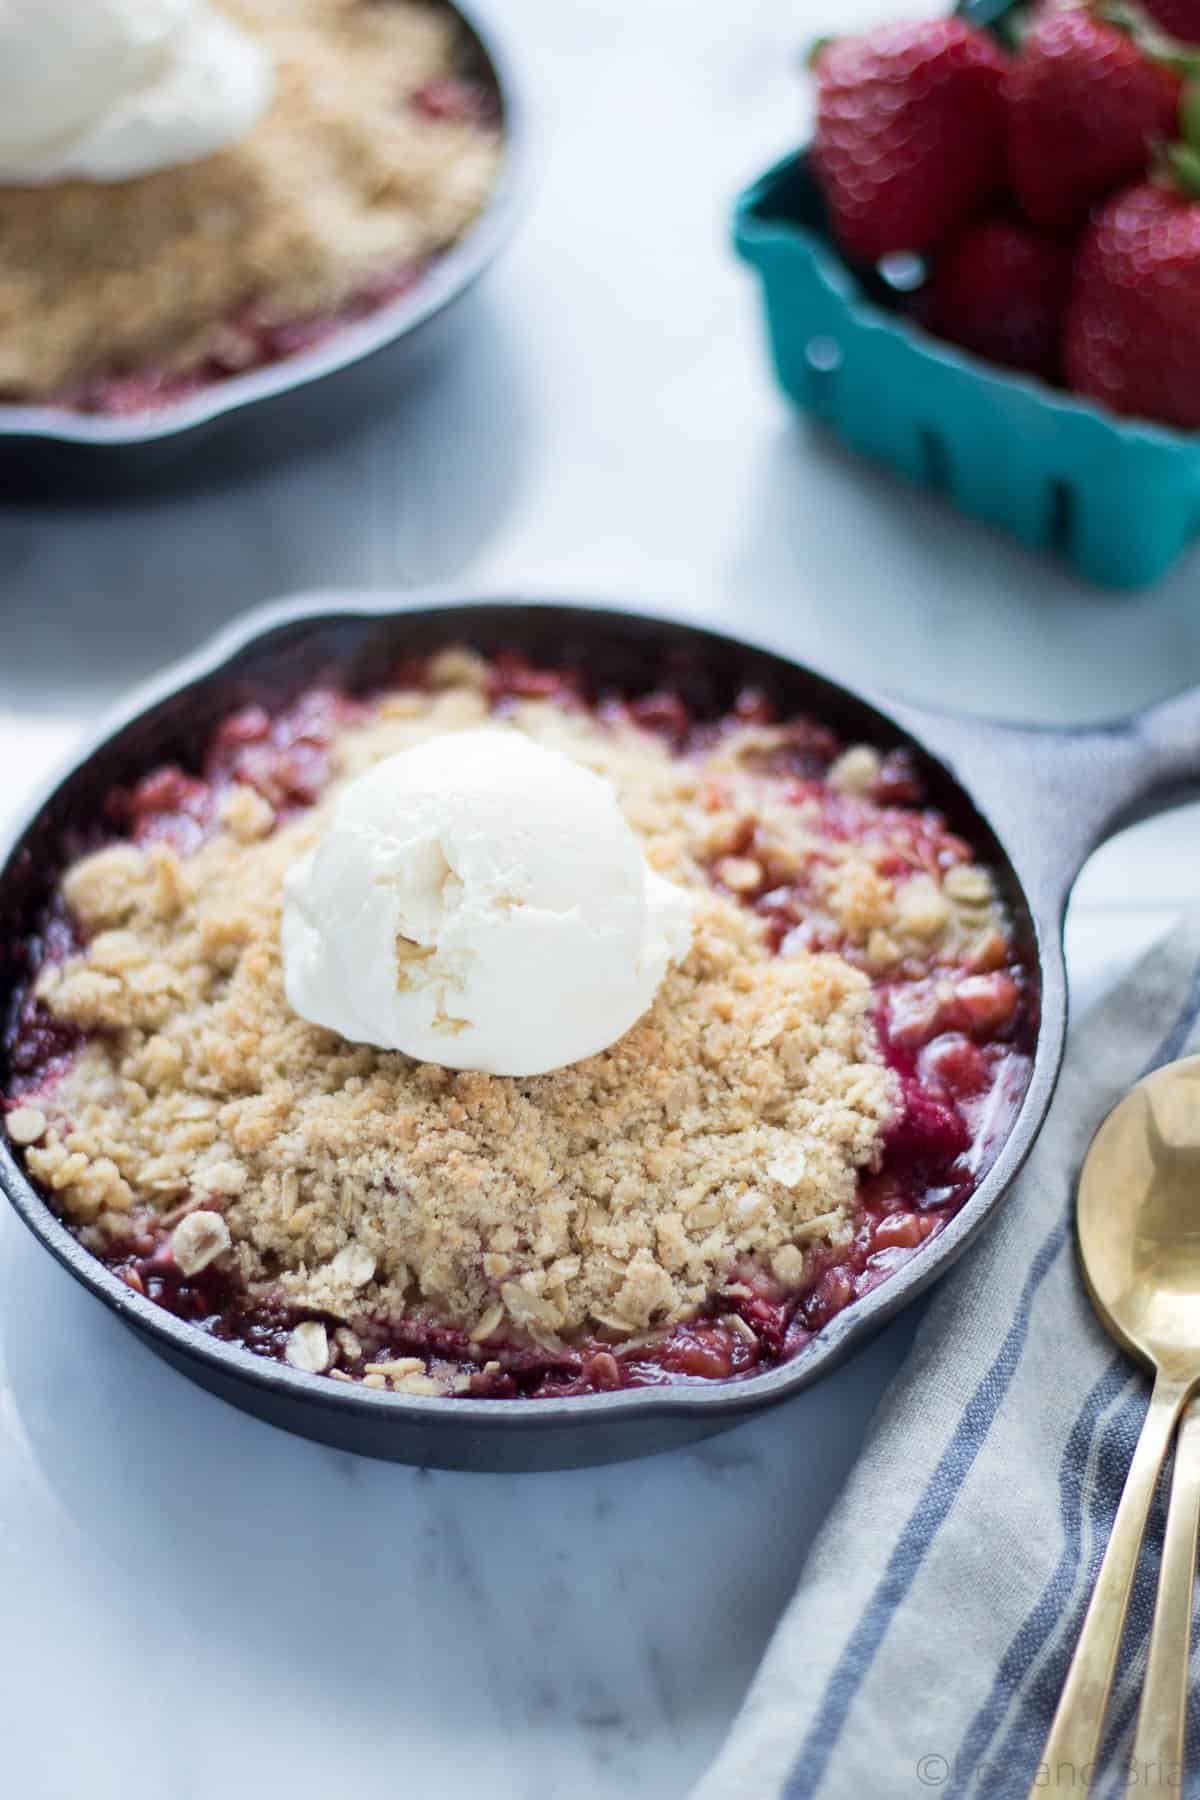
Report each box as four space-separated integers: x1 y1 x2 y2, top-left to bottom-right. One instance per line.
63 264 428 419
4 657 1033 1398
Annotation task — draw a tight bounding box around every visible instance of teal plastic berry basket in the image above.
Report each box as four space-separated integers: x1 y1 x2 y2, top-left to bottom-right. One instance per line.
733 151 1200 588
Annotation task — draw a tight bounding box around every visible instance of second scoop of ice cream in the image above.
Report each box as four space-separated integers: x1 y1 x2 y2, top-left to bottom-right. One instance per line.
0 0 272 185
281 728 695 1076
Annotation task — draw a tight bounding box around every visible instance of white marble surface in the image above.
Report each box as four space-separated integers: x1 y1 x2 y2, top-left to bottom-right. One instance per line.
1 2 1199 1795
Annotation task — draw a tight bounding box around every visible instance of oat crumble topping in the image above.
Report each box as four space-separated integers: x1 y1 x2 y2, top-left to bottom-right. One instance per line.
0 1 502 400
7 650 1018 1395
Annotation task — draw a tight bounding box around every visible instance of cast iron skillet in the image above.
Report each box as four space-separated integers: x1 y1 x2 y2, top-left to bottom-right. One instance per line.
2 593 1199 1472
0 1 524 490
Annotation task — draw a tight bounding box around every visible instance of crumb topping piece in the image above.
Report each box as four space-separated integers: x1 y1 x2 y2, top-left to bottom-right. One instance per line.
5 1105 47 1146
285 1319 330 1373
19 652 1009 1376
170 1208 232 1276
0 1 502 399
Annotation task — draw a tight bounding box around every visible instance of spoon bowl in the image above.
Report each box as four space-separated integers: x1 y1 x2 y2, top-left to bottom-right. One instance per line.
1078 1056 1200 1374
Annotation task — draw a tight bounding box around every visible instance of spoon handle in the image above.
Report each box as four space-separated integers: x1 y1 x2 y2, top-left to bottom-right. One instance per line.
1032 1374 1188 1798
1125 1395 1200 1795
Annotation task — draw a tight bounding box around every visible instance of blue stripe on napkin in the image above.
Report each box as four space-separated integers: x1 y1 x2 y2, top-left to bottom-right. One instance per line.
754 932 1200 1800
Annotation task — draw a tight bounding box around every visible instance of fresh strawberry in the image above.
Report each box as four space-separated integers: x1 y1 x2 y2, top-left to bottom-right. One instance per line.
1007 5 1180 231
918 216 1076 378
813 20 1007 263
1143 1 1200 41
1064 179 1200 426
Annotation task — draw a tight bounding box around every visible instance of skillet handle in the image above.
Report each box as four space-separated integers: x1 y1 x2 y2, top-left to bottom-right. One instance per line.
889 685 1200 922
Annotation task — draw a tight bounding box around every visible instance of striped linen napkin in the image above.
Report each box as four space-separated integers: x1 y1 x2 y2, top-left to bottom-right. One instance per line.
695 914 1200 1800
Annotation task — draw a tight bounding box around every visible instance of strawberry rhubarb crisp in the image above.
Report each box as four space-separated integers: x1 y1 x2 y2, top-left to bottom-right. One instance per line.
3 650 1033 1398
0 1 502 415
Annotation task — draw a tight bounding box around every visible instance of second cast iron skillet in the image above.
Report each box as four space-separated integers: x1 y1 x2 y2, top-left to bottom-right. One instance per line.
2 593 1199 1471
0 0 524 491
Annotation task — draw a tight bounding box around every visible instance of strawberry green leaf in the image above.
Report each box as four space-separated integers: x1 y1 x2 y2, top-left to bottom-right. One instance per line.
1182 77 1200 150
1165 140 1200 195
1095 0 1200 72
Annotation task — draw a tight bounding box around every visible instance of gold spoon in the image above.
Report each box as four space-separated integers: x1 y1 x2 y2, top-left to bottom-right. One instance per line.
1034 1054 1200 1798
1127 1396 1200 1794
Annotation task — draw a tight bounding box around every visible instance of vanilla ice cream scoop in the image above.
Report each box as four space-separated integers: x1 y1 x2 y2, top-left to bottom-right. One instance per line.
281 729 696 1077
0 0 272 185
